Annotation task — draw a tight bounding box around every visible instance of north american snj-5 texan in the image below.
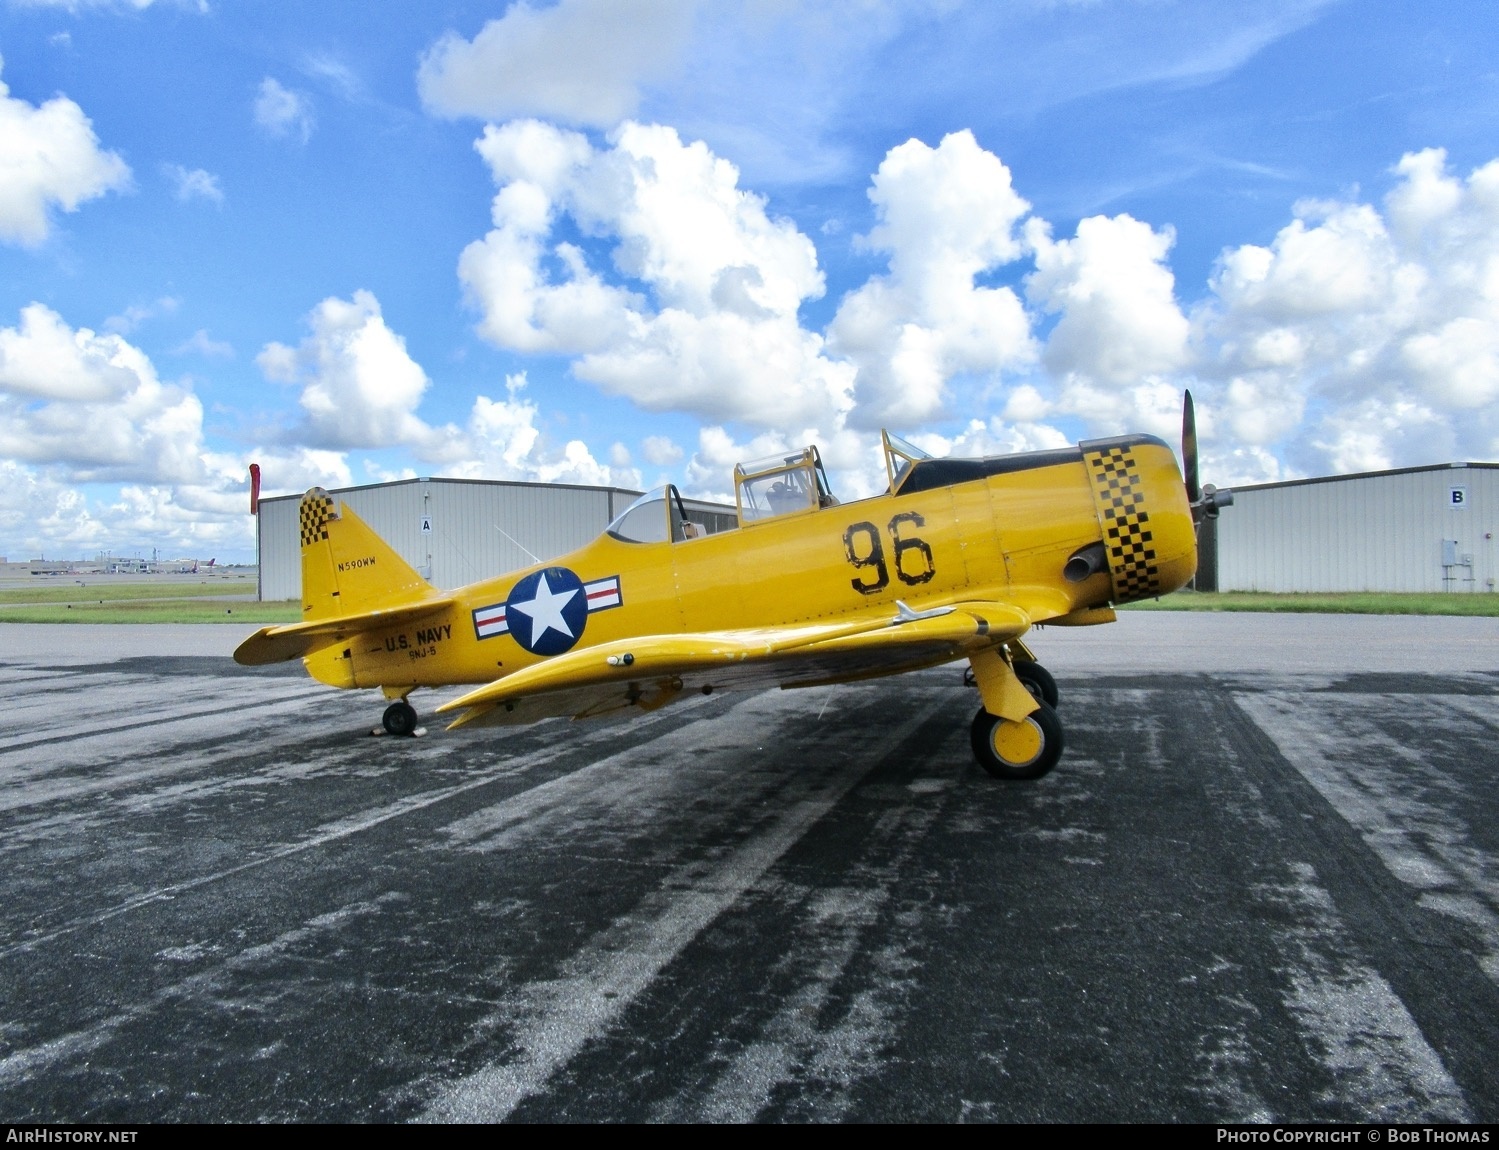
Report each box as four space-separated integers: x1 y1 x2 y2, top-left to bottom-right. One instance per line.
237 393 1231 780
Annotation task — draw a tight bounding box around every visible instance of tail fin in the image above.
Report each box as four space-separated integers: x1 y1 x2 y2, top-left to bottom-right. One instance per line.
298 488 431 621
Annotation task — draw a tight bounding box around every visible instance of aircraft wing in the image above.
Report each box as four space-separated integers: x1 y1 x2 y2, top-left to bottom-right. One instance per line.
233 597 456 666
436 599 1029 730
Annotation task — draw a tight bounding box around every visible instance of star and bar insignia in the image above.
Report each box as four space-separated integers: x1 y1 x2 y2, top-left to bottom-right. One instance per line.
472 568 622 656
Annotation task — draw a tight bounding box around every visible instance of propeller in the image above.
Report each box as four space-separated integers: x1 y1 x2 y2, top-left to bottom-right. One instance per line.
1182 390 1232 525
1183 390 1201 510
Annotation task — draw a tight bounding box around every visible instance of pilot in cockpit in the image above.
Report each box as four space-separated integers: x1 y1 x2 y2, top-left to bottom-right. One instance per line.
765 480 803 516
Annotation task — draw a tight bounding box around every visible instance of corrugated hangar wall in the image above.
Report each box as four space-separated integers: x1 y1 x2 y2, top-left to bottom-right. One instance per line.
257 478 737 601
1215 463 1499 592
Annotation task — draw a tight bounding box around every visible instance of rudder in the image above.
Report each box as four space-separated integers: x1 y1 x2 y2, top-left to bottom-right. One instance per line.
298 488 431 620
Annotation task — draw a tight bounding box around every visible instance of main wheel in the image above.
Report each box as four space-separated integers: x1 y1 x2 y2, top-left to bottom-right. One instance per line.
1013 661 1059 708
383 700 418 737
970 703 1064 780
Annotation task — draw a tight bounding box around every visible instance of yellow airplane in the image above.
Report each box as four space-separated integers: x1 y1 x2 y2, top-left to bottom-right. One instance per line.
235 395 1230 780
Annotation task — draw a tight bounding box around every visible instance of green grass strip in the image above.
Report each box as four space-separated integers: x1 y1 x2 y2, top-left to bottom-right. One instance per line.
1122 590 1499 616
0 580 257 605
0 600 301 624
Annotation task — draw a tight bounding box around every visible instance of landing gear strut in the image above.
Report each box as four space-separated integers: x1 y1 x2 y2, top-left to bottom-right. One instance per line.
382 699 418 737
965 660 1060 708
1013 661 1059 708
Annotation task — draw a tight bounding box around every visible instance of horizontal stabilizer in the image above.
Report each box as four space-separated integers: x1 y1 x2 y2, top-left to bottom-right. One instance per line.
437 599 1029 729
233 597 455 666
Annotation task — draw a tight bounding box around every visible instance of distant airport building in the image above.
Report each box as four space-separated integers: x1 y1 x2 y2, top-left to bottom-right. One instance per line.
1202 461 1498 593
256 477 735 602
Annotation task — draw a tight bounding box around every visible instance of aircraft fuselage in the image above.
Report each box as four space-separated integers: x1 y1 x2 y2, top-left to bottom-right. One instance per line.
302 434 1196 695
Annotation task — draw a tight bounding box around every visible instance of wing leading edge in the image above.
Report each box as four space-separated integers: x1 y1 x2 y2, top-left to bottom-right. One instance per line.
436 599 1030 730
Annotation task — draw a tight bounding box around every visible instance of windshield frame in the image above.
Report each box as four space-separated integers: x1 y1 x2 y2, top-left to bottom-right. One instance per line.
882 430 932 494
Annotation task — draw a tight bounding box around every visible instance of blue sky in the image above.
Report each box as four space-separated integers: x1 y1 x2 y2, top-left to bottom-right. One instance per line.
2 0 1497 561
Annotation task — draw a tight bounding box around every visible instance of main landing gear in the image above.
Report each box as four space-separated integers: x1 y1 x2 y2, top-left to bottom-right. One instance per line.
382 699 418 737
966 651 1064 780
971 701 1063 780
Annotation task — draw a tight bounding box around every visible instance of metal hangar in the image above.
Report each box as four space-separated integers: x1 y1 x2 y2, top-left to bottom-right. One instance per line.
1202 461 1498 593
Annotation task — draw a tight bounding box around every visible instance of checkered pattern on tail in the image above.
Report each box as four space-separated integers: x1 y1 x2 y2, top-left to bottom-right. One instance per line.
1085 446 1160 603
299 488 337 549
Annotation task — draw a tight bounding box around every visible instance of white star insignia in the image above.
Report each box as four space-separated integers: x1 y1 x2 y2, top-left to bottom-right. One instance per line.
508 572 579 643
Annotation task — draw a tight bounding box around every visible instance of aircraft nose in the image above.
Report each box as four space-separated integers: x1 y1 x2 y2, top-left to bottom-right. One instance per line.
1080 437 1198 603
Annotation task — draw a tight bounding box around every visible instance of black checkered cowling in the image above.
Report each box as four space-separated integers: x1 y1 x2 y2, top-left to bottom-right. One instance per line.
1086 446 1160 603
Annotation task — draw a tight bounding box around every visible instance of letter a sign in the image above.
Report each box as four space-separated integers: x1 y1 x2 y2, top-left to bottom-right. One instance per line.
421 515 433 534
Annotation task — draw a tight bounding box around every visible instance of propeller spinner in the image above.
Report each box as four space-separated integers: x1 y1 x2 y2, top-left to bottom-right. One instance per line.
1182 390 1233 523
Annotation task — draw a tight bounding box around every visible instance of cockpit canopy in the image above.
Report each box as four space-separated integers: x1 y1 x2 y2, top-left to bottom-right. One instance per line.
607 433 941 540
733 445 838 525
606 485 705 543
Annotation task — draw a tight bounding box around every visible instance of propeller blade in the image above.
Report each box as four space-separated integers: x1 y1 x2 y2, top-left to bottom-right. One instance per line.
1182 390 1201 511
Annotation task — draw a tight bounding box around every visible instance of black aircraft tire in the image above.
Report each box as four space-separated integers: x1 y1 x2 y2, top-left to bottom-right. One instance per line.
1014 661 1060 708
383 700 418 737
971 703 1064 781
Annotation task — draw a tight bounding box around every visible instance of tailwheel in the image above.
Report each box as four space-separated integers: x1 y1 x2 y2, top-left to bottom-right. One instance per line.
970 703 1063 781
382 699 418 737
1013 661 1059 708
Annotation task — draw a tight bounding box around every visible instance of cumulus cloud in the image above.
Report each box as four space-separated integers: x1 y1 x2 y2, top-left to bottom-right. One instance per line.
0 301 574 559
0 303 295 557
218 447 351 502
452 117 1499 496
418 0 696 127
0 447 330 562
0 461 97 555
454 122 1141 495
642 435 683 465
459 119 854 431
910 416 1073 463
438 373 637 489
828 131 1037 428
453 121 1196 492
15 125 1496 561
165 164 223 204
254 78 314 142
682 423 798 500
1028 214 1190 387
258 290 450 452
256 294 638 490
1194 147 1499 474
1005 148 1499 476
0 303 209 484
829 140 1499 479
0 305 375 558
0 58 130 246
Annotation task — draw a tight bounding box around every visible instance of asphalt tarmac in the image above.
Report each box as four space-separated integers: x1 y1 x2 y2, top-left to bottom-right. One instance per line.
1 614 1496 1123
